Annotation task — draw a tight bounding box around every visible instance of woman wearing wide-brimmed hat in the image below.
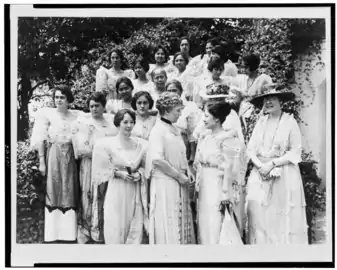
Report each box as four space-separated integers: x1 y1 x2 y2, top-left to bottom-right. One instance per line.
246 84 308 245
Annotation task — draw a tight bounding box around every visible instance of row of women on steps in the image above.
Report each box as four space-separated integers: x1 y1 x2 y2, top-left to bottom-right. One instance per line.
30 39 309 245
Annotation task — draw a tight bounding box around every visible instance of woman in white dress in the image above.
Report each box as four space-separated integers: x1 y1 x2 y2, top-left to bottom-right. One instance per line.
231 53 273 133
170 52 195 101
90 109 149 244
30 85 82 243
105 76 134 115
149 45 176 76
72 92 118 244
193 102 247 245
132 57 154 94
95 49 134 100
246 85 308 244
131 91 157 140
146 92 196 244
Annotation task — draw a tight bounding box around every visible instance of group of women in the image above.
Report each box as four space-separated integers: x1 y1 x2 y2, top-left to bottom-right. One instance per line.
30 36 309 245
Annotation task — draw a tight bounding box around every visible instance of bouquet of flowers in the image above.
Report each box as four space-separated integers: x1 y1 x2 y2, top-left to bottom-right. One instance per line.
205 83 230 96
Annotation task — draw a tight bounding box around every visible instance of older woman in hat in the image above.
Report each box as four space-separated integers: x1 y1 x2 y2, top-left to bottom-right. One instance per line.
246 84 308 245
146 92 196 244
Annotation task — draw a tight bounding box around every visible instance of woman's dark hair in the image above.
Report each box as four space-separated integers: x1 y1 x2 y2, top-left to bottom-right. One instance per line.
113 109 136 127
131 91 154 110
172 52 189 66
242 53 261 71
212 45 229 63
206 102 231 125
207 57 225 72
87 92 107 109
180 36 190 45
53 84 74 104
109 49 127 70
133 57 150 79
165 79 183 96
153 44 169 63
201 38 220 59
116 76 134 94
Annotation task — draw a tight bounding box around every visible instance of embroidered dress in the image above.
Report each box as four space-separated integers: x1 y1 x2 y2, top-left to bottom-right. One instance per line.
146 119 196 244
71 113 118 243
95 66 134 99
90 136 148 244
194 130 247 244
132 115 157 141
246 112 308 244
30 107 83 242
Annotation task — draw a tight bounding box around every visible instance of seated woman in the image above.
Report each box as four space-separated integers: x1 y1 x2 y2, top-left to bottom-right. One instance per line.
105 76 134 115
72 92 118 244
95 49 134 100
231 53 273 132
132 57 154 94
131 91 157 140
146 92 196 244
193 102 247 244
246 85 308 245
90 109 149 244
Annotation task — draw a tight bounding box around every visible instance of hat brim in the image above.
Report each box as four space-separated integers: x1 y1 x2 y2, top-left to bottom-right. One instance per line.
250 92 295 107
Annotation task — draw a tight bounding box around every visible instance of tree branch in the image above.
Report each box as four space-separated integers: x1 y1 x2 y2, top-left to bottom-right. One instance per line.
31 80 49 92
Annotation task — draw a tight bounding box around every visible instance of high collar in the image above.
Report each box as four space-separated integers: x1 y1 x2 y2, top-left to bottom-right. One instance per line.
160 117 172 125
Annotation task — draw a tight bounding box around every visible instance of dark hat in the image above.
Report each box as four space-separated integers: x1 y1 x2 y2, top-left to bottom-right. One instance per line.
250 84 295 107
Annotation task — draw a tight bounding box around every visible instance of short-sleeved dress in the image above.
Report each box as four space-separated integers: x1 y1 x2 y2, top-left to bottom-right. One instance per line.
95 66 134 100
30 107 83 242
145 119 196 244
71 113 118 243
194 130 247 244
90 136 148 244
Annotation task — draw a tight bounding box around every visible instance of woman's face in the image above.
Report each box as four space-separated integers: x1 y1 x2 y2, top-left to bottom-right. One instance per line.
89 100 105 118
263 95 282 114
203 108 218 130
110 52 121 68
180 39 190 54
205 42 214 57
154 49 166 64
134 63 146 78
135 95 150 116
152 71 167 90
174 54 187 72
118 82 133 101
166 83 182 97
54 90 68 109
166 105 183 123
119 113 135 137
211 67 223 81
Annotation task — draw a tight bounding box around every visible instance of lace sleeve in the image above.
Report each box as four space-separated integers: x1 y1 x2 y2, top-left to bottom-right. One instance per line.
30 108 50 151
95 67 108 92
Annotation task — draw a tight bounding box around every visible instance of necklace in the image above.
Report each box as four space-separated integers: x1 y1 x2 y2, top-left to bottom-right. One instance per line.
262 112 283 147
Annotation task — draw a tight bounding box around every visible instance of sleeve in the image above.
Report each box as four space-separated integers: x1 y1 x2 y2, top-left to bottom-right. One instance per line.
105 99 117 115
274 117 302 165
30 108 50 151
144 128 165 179
255 74 273 95
71 116 93 159
186 103 203 142
223 61 238 77
91 140 116 186
95 67 108 92
125 69 135 79
246 116 264 160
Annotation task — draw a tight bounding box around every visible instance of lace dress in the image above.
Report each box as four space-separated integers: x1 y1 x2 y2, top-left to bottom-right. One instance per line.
30 107 83 242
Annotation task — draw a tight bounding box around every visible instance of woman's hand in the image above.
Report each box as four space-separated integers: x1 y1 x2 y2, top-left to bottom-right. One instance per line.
116 170 135 182
258 162 274 176
177 172 189 186
131 172 141 182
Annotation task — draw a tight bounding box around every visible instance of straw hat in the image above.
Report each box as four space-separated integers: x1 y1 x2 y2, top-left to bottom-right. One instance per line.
250 84 295 107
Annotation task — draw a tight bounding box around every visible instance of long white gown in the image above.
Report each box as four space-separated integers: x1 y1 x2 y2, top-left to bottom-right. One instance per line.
194 129 247 244
246 112 308 244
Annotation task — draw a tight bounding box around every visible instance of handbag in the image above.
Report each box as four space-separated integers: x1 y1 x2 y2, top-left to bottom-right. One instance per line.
219 201 244 245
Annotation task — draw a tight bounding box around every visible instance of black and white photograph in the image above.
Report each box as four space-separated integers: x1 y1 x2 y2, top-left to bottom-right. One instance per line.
7 3 334 266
